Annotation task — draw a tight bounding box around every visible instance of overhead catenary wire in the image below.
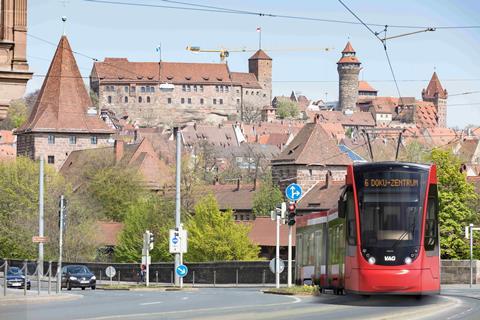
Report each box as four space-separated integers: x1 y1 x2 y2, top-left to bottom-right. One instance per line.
82 0 480 30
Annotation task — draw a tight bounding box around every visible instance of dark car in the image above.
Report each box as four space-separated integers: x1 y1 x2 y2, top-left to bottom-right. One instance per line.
6 267 31 290
61 265 96 290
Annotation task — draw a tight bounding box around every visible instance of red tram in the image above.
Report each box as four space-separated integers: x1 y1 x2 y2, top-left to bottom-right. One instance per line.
295 162 440 295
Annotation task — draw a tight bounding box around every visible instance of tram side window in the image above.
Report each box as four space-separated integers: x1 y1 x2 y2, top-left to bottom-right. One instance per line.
346 190 356 245
425 184 439 251
297 234 303 266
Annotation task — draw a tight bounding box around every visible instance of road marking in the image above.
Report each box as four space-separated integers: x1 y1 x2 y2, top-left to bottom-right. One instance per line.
139 301 163 306
73 294 304 320
181 296 189 300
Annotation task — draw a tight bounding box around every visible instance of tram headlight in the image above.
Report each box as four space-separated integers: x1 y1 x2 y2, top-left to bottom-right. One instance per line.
368 257 376 265
404 257 412 265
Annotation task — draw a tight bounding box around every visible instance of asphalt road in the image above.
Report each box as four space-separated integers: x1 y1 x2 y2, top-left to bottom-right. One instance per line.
1 287 479 320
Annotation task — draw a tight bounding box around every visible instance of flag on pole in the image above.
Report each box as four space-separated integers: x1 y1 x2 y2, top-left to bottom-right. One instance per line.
256 27 261 32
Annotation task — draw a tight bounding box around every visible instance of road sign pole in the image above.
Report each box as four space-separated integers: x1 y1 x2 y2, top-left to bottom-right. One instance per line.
276 213 280 289
174 128 182 287
56 195 64 294
470 223 473 288
180 252 183 288
287 224 292 288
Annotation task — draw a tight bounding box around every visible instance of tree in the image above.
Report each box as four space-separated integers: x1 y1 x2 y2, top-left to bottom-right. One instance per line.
252 170 283 217
0 99 28 130
184 194 259 261
115 195 175 262
0 157 98 261
428 149 479 259
399 140 429 163
242 102 262 124
276 100 299 119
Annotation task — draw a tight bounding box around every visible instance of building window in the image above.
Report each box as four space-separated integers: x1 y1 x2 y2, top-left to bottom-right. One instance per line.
168 98 172 104
48 135 55 144
226 86 229 92
219 99 223 104
256 91 259 95
124 96 128 103
188 98 192 104
216 86 219 92
107 96 112 104
181 98 185 104
138 96 143 103
147 96 151 103
220 86 224 93
200 85 204 92
236 98 240 104
213 98 217 104
263 94 266 97
124 86 129 93
47 156 55 164
200 98 204 105
91 136 98 145
69 136 76 145
236 89 240 94
130 86 136 93
150 86 155 93
194 85 197 92
141 86 146 93
246 91 249 95
186 85 191 92
182 85 186 92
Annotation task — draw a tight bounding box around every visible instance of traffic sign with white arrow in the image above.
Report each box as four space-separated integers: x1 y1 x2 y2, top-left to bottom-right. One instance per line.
176 264 188 278
285 183 302 201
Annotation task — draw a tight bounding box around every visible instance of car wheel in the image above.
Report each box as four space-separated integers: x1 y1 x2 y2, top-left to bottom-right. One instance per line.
91 286 96 290
67 282 72 291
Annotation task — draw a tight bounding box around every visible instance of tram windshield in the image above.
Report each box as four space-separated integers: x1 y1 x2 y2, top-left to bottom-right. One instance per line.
355 167 428 248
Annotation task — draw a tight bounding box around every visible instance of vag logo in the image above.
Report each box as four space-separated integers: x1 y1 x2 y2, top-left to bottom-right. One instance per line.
384 256 396 261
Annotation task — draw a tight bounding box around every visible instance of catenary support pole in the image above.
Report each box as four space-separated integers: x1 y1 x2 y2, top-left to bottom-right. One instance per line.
288 224 293 287
38 155 44 276
276 213 280 289
174 128 182 287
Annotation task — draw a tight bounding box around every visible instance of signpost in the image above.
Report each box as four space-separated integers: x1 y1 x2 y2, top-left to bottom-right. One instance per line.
271 202 287 289
105 266 116 285
466 224 480 288
285 183 302 288
269 258 285 274
176 264 188 278
32 236 48 243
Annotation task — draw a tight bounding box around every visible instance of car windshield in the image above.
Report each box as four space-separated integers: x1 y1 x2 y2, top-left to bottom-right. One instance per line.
7 267 23 276
67 266 91 274
355 167 428 248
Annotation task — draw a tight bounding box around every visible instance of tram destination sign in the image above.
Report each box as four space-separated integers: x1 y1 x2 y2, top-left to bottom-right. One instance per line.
362 171 422 191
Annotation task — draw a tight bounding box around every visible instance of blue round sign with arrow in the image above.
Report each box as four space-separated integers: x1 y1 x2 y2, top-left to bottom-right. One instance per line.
176 264 188 278
285 183 302 201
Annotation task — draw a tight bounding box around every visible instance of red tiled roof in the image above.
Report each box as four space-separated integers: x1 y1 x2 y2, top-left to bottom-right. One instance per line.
337 56 360 64
230 72 262 89
273 122 352 166
342 41 355 53
297 181 345 211
96 221 123 246
249 49 272 60
16 36 113 134
423 72 447 99
415 101 438 128
93 59 232 85
246 217 295 246
310 110 375 127
209 184 257 211
358 80 377 92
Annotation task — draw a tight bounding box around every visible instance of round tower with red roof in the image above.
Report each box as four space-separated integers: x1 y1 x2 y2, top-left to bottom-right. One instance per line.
337 42 361 112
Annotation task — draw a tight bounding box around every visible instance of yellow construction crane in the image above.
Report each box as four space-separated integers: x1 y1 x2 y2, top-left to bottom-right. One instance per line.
186 46 334 62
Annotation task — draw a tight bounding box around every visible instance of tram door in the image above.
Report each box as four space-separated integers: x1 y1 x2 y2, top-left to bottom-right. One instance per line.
327 218 345 289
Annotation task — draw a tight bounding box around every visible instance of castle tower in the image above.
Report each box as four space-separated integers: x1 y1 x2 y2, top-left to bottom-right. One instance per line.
15 36 113 170
0 0 32 119
337 42 361 112
422 72 448 127
248 49 272 104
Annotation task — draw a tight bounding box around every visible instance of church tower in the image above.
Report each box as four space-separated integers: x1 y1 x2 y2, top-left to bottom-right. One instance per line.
422 72 448 127
337 42 361 112
0 0 32 119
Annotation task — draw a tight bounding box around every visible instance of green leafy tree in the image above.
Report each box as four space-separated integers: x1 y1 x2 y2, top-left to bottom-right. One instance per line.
400 140 429 163
276 100 299 119
0 99 28 129
428 149 479 259
253 171 283 217
115 195 175 262
0 157 98 261
184 194 259 261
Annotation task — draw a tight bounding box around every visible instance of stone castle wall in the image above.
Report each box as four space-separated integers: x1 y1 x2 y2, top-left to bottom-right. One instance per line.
338 65 360 112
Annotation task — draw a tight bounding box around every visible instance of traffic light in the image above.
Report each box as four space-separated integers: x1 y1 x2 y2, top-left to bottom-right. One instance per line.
149 232 154 250
287 202 296 226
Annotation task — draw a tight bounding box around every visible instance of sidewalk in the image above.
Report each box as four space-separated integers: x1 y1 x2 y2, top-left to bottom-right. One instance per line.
441 284 480 300
0 289 82 305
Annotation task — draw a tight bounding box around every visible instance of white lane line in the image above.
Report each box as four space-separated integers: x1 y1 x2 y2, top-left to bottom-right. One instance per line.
181 297 189 300
139 301 164 306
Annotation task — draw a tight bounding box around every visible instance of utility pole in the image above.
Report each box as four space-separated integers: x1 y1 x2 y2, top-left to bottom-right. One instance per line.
275 211 280 289
470 223 474 289
38 155 44 276
287 223 293 287
174 128 182 287
56 195 65 293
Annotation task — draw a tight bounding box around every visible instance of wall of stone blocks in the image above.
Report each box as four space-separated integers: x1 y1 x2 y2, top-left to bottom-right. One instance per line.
441 260 480 284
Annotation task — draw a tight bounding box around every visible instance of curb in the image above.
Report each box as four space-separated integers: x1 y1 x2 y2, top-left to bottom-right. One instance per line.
0 293 82 305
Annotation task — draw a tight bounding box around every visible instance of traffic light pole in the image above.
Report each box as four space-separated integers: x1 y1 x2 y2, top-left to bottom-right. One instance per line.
287 225 292 287
56 195 64 293
275 213 280 289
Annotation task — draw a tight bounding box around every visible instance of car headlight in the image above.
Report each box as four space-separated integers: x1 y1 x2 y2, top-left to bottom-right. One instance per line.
404 257 412 265
91 276 96 280
368 256 376 265
69 276 77 281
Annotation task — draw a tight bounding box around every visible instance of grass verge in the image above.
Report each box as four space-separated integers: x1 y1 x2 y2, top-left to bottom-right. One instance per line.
263 285 320 296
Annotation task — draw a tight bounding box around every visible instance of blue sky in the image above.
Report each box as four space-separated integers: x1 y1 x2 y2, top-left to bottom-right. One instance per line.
28 0 480 128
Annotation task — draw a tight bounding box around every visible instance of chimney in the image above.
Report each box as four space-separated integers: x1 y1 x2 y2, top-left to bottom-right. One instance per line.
114 140 124 163
325 170 332 188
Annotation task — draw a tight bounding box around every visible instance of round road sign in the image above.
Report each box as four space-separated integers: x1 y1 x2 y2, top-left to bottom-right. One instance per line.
269 258 285 274
105 266 116 278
